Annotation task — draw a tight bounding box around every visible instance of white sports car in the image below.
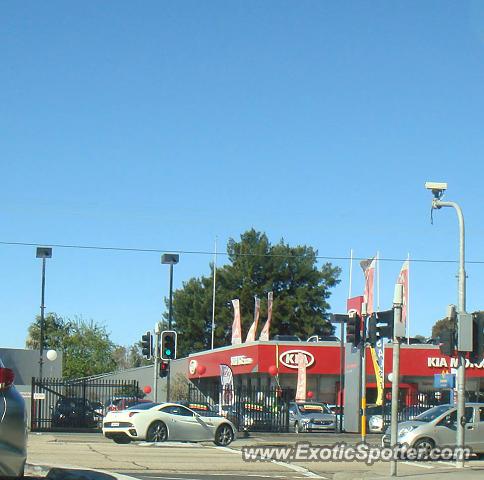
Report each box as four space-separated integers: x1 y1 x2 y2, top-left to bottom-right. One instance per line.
103 402 236 446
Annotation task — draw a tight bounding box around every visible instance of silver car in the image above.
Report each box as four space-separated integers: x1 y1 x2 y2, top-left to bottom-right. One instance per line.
382 403 484 453
0 357 27 478
289 402 336 433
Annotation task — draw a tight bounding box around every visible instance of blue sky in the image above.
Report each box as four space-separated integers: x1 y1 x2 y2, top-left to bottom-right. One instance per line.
1 0 483 349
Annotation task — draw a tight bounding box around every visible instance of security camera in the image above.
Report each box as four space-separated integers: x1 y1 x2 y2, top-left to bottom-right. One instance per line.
425 182 448 191
425 181 447 199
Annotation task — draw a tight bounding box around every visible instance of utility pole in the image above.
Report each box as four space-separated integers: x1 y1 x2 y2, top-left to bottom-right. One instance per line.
153 323 161 402
390 283 403 477
36 247 52 382
426 182 468 468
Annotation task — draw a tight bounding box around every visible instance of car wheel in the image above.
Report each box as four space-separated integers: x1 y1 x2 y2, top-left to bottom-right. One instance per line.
294 422 300 434
112 436 132 444
413 437 435 457
146 421 168 442
214 424 234 446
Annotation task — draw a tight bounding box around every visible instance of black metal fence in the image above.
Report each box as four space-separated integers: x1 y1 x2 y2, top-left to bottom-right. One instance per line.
380 388 455 429
188 384 292 433
31 377 139 432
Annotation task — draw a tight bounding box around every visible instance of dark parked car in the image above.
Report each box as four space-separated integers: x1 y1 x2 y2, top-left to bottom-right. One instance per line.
273 335 301 342
51 397 99 429
0 357 27 478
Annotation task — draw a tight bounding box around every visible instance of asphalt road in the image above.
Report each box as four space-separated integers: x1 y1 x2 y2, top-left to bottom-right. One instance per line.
27 432 484 480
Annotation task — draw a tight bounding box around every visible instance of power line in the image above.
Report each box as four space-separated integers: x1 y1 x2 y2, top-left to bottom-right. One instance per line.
0 240 483 265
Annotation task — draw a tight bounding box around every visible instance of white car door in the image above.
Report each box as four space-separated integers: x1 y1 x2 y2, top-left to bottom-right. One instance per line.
163 405 209 441
473 406 484 453
464 406 482 452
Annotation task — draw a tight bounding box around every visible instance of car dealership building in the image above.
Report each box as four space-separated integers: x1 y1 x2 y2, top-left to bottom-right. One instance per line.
184 340 484 406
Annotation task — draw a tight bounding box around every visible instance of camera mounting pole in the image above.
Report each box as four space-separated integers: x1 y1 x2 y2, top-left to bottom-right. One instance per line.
426 182 467 468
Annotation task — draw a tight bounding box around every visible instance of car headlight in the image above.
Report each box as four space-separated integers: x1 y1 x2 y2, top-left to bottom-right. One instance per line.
398 425 417 437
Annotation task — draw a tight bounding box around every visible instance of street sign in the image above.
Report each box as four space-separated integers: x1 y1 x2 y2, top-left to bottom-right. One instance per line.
433 373 455 389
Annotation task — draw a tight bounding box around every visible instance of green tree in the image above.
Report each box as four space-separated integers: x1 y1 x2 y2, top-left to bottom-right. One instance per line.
127 341 153 368
26 314 118 379
168 229 341 357
432 317 454 339
26 312 70 350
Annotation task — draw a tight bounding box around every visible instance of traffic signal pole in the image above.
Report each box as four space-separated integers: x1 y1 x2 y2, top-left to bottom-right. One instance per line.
360 310 367 443
390 284 403 477
153 323 161 403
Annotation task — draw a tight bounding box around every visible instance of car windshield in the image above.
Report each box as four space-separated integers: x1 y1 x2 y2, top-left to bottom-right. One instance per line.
297 403 331 414
414 405 451 423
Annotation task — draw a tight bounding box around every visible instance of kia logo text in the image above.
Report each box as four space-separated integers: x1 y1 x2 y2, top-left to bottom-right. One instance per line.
279 350 315 369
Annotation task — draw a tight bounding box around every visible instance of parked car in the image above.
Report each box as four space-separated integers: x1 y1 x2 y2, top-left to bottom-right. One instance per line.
273 335 301 342
289 402 336 433
382 403 484 453
367 404 393 433
103 402 236 445
307 335 340 342
106 396 152 413
0 357 27 479
368 404 431 433
328 404 344 429
51 397 99 429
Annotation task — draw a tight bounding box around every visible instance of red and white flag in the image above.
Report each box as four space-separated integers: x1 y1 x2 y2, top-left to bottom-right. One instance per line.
231 299 242 345
360 257 376 315
259 292 273 341
245 297 261 343
295 353 308 402
397 260 409 327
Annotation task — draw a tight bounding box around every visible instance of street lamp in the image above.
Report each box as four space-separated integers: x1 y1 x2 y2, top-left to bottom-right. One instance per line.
36 247 52 382
161 253 179 403
161 253 179 330
425 182 468 468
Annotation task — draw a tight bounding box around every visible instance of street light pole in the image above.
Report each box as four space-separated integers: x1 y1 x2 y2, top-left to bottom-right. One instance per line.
161 253 180 403
426 183 467 468
36 247 52 382
169 263 174 331
39 257 46 381
432 197 467 467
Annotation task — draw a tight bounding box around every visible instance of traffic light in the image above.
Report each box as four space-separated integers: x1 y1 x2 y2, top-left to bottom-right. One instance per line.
368 314 378 346
470 311 484 362
160 360 169 378
161 330 177 360
346 312 361 347
375 309 394 340
367 310 394 346
141 331 152 359
439 328 456 356
440 305 456 357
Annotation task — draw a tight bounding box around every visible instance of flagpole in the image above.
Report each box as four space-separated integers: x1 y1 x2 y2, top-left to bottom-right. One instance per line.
348 248 354 299
407 253 410 345
376 251 380 312
211 237 217 350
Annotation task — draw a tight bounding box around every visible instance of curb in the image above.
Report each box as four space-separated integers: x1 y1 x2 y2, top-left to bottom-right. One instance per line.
25 463 141 480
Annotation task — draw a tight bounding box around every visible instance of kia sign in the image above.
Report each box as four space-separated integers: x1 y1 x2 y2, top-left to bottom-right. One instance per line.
279 350 315 369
